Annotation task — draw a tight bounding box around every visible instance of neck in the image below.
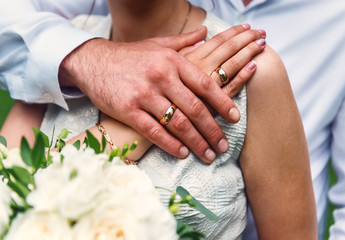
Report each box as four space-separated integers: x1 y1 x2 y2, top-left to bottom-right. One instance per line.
243 0 253 6
107 0 204 42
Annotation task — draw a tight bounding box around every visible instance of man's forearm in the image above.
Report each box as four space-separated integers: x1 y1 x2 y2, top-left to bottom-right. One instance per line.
0 0 105 108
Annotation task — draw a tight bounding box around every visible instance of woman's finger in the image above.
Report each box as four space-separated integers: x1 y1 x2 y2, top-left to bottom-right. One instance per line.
202 29 265 75
210 38 266 87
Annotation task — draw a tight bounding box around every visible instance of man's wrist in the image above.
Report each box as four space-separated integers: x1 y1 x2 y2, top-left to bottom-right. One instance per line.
58 38 104 87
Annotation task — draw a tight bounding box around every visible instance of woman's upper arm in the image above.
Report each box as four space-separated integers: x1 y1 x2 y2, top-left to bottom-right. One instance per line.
0 101 46 148
240 46 317 239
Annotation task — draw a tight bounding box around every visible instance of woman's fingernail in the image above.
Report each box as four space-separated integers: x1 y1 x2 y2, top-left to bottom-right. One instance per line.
194 40 205 46
179 146 189 158
246 60 257 71
256 38 266 46
205 148 216 162
258 29 266 37
242 24 251 30
229 107 240 122
218 138 229 153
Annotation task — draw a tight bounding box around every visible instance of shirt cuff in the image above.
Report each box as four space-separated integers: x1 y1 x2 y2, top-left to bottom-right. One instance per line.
25 15 100 109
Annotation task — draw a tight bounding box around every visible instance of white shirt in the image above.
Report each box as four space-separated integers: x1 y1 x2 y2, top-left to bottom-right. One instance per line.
190 0 345 239
0 0 108 109
1 0 345 239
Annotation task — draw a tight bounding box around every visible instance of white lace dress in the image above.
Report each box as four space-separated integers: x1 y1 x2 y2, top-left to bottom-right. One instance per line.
40 12 247 239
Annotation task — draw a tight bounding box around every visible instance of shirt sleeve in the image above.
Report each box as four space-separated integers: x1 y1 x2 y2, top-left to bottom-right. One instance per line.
329 97 345 238
0 0 108 109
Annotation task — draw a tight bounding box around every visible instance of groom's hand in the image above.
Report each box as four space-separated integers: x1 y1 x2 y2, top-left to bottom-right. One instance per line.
58 26 259 163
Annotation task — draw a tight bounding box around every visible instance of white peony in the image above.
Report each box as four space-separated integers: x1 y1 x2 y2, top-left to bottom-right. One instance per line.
72 192 177 240
27 145 110 220
4 210 72 240
0 181 11 236
71 150 177 240
5 143 178 240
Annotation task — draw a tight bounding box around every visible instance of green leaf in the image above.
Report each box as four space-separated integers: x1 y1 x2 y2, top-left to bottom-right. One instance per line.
60 154 64 164
73 140 81 150
0 135 7 147
176 220 205 240
7 166 35 188
69 169 78 179
101 135 106 152
20 137 32 167
83 137 89 147
176 186 219 221
7 180 30 200
57 128 72 140
129 141 138 151
86 131 101 153
121 142 129 157
32 127 50 148
31 133 45 170
109 147 121 162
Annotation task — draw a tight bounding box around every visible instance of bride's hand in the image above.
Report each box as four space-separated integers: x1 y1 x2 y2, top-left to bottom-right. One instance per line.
180 24 266 98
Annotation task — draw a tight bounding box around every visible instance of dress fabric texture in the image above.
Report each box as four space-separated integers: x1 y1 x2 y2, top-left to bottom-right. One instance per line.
40 12 248 240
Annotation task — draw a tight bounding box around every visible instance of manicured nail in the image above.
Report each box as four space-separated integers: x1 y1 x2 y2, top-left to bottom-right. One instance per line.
242 24 251 30
179 146 189 158
229 107 240 122
246 60 257 71
194 40 205 46
256 38 266 46
205 148 216 162
258 29 266 37
218 138 229 153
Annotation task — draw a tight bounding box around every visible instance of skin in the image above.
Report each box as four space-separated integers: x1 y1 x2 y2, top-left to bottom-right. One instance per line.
57 0 265 162
240 46 317 239
0 0 317 238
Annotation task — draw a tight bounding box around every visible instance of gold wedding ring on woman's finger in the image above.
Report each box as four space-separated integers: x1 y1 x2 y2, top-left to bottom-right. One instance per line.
215 67 230 86
160 104 177 125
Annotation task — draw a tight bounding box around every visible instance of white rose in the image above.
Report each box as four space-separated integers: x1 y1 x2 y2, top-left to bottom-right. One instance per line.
105 165 178 240
4 210 72 240
28 145 110 220
72 197 177 240
57 145 109 219
105 165 157 196
0 181 11 236
26 166 70 212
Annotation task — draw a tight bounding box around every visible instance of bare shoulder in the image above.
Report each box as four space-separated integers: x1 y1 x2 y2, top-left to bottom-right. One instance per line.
254 46 289 86
250 45 291 92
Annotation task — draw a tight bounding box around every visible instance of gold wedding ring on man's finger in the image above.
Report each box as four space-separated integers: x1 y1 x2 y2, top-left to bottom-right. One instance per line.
160 104 177 125
215 67 230 86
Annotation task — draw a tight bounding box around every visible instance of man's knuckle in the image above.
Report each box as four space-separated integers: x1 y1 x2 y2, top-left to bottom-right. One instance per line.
225 82 237 94
199 74 212 90
173 113 189 132
208 126 223 140
161 48 177 61
190 99 205 118
146 125 162 141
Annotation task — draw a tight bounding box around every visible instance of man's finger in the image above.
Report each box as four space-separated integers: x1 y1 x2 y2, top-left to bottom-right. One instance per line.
150 26 207 50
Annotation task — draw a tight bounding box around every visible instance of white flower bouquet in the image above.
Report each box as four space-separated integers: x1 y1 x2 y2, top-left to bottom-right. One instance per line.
0 129 218 240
